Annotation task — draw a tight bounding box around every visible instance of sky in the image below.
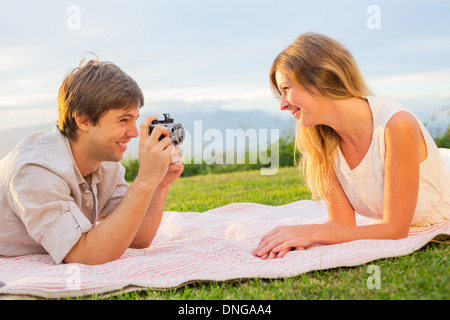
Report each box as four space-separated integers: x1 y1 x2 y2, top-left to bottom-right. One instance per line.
1 0 449 135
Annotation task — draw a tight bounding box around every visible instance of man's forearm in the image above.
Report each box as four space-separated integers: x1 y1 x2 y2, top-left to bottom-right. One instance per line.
64 178 158 265
130 184 169 248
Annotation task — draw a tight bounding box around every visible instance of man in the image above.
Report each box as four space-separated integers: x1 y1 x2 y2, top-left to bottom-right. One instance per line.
0 58 183 265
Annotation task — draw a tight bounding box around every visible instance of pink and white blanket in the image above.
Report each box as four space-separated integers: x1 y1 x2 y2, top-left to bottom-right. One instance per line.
0 200 449 299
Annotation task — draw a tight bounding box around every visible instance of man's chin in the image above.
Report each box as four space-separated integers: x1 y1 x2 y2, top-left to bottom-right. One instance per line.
105 153 124 163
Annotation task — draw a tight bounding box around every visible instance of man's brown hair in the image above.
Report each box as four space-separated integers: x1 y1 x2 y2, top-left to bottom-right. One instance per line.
57 56 144 140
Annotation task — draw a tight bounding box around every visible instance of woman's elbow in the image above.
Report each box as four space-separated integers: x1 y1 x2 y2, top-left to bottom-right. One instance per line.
386 223 410 240
391 231 408 240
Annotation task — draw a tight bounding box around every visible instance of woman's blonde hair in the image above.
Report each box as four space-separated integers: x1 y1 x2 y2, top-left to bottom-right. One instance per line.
269 32 373 201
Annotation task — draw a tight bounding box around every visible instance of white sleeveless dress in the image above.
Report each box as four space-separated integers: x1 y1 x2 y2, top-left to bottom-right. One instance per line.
334 96 450 227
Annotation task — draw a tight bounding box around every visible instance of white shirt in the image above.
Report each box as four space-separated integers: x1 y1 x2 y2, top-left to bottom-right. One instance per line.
335 96 450 227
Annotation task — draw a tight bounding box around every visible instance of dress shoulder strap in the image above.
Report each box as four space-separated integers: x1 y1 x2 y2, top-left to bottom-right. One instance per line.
367 96 409 129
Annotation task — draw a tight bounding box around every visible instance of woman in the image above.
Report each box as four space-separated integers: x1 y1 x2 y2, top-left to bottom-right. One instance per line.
254 32 450 259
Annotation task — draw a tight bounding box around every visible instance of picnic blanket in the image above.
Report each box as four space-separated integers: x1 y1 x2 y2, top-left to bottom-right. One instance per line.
0 200 449 299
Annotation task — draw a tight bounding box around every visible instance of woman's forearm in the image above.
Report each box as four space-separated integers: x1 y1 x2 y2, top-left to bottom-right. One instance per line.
314 221 409 245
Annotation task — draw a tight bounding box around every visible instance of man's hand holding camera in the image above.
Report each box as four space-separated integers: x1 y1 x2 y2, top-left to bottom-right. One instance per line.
137 114 184 190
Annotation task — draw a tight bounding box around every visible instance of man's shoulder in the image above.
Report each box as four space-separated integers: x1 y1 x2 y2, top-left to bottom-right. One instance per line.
1 130 73 179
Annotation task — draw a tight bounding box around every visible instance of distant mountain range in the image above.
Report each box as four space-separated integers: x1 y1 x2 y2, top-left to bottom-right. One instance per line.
0 109 296 160
2 105 446 161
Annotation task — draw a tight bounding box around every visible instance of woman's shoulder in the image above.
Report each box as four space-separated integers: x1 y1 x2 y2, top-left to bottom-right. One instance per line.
367 96 429 164
366 96 411 128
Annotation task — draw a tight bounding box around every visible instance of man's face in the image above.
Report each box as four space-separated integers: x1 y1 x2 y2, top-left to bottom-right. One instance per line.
85 105 140 163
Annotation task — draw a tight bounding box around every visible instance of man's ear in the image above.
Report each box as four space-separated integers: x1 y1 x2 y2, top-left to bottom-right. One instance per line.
74 113 91 133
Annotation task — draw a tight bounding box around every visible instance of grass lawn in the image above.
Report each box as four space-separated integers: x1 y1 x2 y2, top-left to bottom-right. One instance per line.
107 167 448 300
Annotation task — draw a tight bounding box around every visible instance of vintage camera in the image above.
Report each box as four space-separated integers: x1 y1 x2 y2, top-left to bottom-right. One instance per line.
148 113 185 145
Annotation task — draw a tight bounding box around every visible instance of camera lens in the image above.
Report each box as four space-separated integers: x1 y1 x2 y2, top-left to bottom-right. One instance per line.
172 123 185 145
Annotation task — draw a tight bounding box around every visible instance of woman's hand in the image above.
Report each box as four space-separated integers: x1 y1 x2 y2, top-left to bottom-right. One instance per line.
254 225 318 259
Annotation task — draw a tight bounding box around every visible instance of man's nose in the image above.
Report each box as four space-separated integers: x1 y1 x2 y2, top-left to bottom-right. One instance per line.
129 121 139 138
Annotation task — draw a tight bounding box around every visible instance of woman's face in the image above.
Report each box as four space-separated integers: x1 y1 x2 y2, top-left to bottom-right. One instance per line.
275 71 325 128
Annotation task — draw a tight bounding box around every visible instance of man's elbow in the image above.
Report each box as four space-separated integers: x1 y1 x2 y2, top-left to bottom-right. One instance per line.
129 233 156 249
63 236 122 265
63 250 91 265
129 240 152 249
63 250 122 265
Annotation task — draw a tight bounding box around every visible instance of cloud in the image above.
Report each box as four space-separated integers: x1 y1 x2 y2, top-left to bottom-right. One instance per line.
0 45 45 71
380 36 450 56
0 107 57 131
143 85 271 104
1 0 449 132
367 68 450 99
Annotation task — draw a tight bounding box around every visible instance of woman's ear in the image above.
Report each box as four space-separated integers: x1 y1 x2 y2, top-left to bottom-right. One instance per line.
74 113 91 133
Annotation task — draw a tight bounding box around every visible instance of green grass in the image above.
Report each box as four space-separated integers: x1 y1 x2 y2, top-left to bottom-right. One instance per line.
164 166 311 212
103 167 448 300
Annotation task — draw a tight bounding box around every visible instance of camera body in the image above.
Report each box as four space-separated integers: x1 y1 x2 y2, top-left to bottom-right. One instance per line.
148 113 185 145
